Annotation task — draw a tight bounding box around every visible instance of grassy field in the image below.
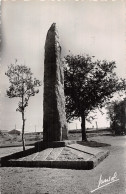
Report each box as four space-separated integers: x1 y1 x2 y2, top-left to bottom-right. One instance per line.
0 128 112 158
0 132 43 147
0 128 111 147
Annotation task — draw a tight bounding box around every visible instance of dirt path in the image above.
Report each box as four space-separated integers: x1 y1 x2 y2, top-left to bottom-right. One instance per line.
0 135 126 194
0 146 33 158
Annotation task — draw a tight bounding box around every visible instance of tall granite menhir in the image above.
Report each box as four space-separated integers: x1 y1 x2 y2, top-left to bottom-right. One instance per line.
43 23 68 142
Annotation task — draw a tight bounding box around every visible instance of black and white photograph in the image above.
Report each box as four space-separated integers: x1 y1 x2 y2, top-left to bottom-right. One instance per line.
0 0 126 193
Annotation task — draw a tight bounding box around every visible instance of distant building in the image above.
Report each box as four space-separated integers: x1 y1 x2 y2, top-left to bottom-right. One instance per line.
0 130 8 134
8 129 21 135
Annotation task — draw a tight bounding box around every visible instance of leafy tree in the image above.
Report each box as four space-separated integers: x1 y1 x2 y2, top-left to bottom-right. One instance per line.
106 99 126 135
5 60 41 151
64 54 125 141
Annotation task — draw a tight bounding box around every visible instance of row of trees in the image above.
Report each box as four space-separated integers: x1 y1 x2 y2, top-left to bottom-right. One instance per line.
5 55 126 150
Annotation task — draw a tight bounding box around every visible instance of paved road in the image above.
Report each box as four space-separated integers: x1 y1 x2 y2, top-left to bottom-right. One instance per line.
0 135 126 194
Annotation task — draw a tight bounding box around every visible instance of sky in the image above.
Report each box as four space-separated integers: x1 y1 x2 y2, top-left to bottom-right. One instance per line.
1 0 126 132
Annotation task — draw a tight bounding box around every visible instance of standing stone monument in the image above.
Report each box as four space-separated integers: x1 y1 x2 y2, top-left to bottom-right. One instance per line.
43 23 68 142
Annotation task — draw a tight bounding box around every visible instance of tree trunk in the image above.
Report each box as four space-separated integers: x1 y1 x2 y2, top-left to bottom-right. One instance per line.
81 113 87 141
22 111 25 151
